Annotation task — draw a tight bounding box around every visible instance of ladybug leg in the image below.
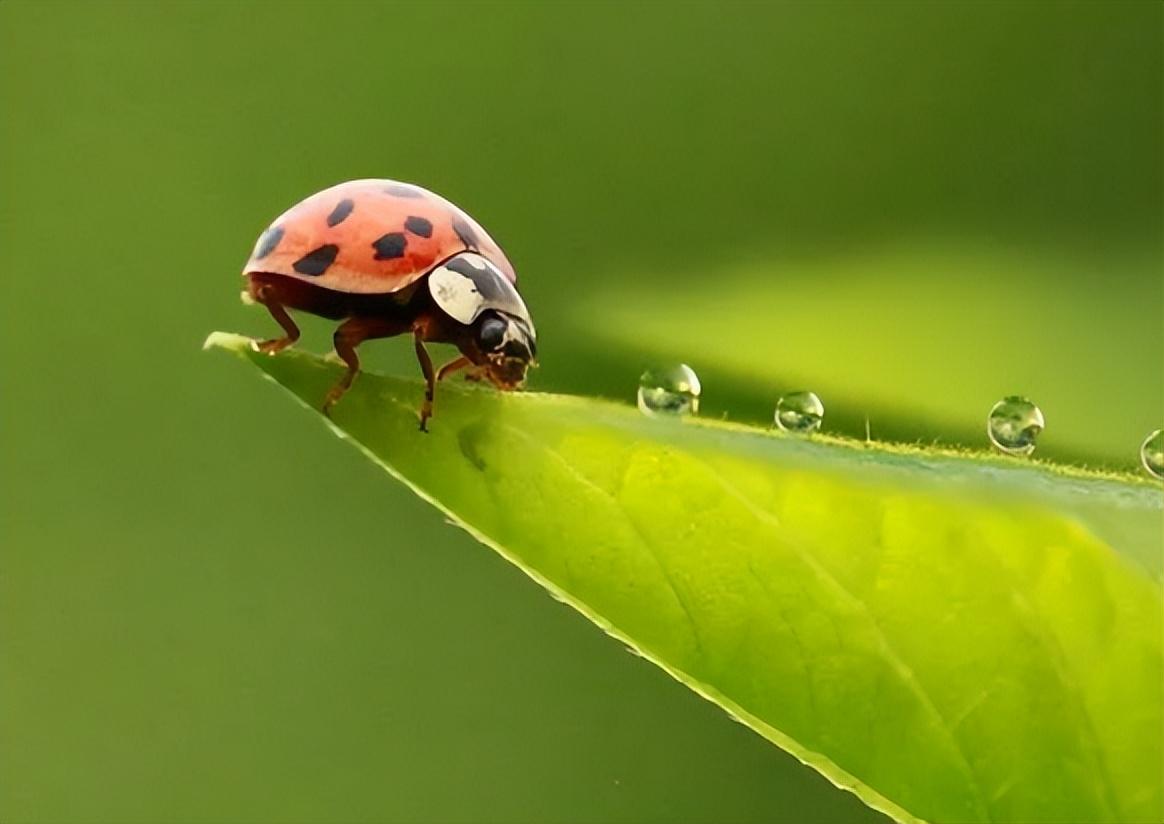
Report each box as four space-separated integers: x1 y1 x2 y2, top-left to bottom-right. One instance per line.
436 356 472 382
252 285 300 355
323 316 407 416
414 331 436 432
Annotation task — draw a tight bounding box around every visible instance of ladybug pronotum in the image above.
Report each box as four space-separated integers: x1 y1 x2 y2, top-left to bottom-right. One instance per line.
241 179 537 431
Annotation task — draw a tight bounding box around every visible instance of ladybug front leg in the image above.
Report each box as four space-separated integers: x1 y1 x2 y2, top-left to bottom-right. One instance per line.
436 356 472 382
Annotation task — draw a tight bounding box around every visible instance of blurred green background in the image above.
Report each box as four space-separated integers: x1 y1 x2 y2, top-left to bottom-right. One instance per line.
1 2 1160 822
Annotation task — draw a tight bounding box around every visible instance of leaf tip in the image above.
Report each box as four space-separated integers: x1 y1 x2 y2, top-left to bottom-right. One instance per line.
203 330 256 354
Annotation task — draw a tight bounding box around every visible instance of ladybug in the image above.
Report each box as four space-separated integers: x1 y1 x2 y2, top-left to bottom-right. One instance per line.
242 179 537 430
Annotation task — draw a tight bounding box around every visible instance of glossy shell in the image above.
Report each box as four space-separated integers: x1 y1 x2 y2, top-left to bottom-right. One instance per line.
242 179 515 295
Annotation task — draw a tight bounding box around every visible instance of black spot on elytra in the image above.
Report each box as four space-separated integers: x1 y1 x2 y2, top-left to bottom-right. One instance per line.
404 215 433 238
292 244 339 276
372 232 407 260
452 215 479 249
253 225 283 260
384 183 423 198
326 198 354 227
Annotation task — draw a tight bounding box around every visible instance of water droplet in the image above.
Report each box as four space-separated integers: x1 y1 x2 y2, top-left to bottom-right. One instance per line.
637 364 701 417
775 391 824 433
1141 429 1164 480
987 396 1044 456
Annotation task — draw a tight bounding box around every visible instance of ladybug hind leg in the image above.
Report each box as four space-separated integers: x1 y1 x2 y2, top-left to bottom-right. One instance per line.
249 280 301 355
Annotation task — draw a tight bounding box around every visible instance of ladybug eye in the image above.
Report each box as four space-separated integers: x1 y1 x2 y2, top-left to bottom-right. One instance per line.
477 317 507 351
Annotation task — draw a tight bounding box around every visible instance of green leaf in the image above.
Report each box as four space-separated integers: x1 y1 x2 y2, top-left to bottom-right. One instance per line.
206 332 1163 824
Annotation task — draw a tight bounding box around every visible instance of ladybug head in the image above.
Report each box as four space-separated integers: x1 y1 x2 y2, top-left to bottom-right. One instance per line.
472 312 537 389
428 252 538 390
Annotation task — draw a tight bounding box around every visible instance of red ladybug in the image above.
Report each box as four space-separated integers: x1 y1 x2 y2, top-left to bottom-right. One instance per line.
242 179 536 430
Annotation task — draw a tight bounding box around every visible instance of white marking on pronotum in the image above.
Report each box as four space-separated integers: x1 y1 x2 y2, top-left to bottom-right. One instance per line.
428 265 484 325
428 252 536 337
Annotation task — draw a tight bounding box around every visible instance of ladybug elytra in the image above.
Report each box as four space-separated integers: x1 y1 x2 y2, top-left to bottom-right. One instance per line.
241 179 537 430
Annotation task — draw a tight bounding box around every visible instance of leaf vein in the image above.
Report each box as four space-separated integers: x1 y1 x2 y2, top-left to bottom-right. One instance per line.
688 452 994 822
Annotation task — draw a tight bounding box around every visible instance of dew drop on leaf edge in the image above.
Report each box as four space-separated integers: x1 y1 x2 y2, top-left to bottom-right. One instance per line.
638 364 701 417
987 395 1044 456
775 391 825 433
1141 429 1164 480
